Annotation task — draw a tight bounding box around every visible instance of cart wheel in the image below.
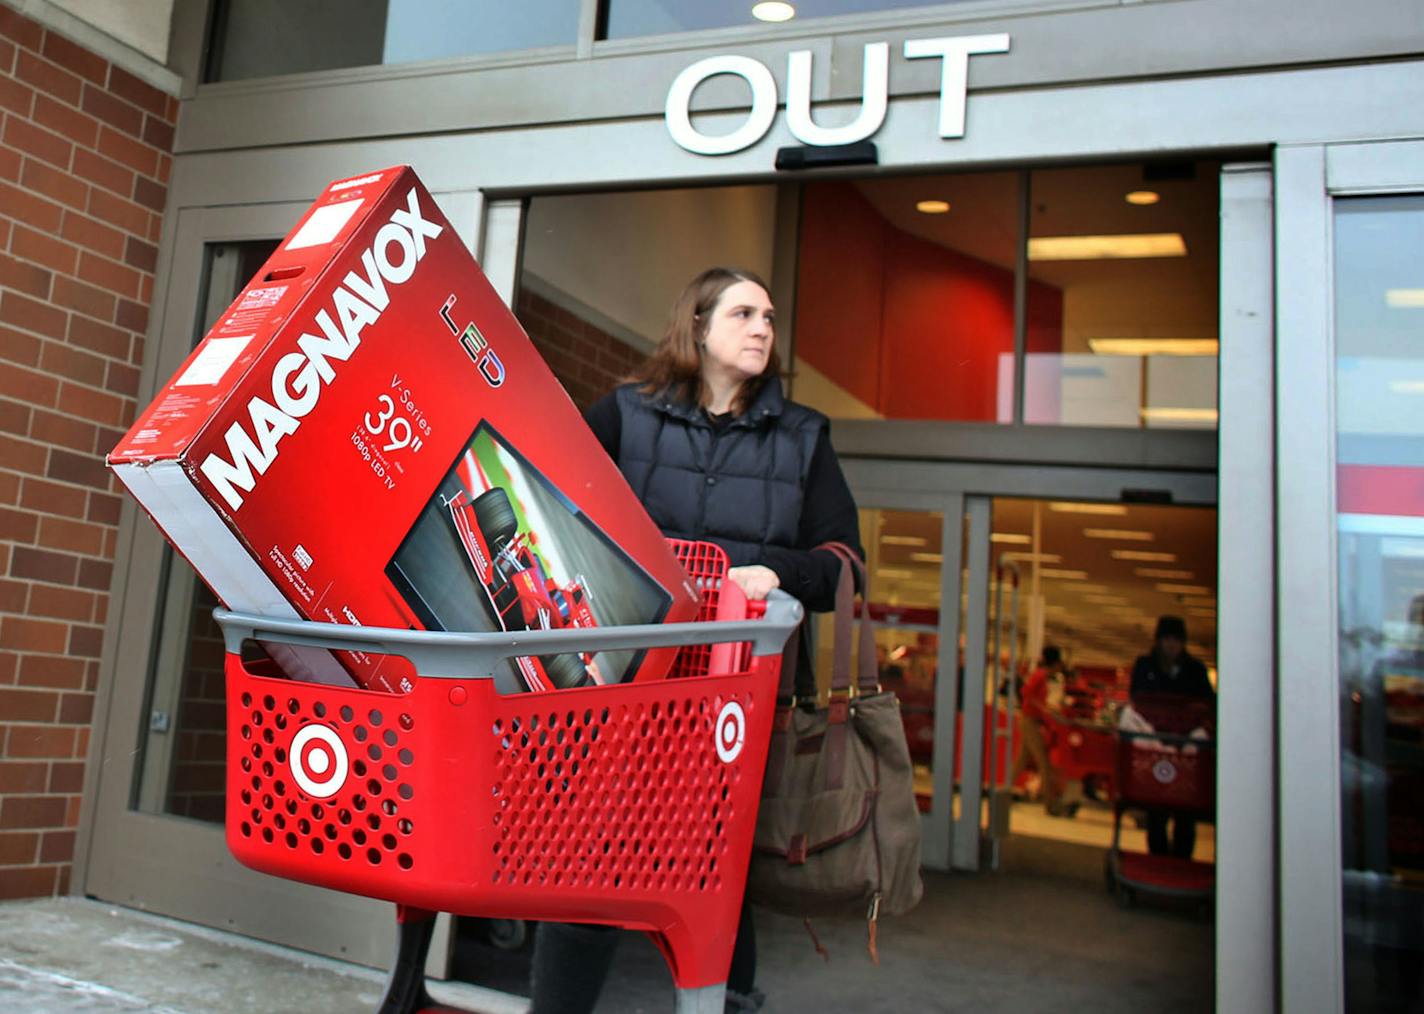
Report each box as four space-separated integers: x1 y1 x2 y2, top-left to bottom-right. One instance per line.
484 918 530 951
1116 883 1136 909
473 487 519 554
541 653 591 689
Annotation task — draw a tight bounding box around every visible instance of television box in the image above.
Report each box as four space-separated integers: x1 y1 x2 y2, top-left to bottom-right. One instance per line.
109 165 700 695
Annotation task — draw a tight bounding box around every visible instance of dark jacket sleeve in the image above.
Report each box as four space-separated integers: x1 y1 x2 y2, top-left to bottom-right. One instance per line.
583 390 621 460
760 426 863 613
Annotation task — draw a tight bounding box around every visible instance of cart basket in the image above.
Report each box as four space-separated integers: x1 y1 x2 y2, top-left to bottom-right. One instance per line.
215 540 802 1010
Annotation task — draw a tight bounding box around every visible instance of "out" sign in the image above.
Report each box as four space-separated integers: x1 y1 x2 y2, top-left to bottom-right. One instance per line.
665 34 1010 156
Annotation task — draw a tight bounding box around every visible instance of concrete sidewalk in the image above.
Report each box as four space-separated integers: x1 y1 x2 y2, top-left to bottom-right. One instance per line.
0 897 524 1014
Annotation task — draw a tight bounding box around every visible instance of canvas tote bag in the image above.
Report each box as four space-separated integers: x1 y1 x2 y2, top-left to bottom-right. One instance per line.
747 542 923 960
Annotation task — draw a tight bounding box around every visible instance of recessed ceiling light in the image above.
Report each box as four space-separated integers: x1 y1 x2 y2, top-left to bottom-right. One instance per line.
1027 233 1187 261
1155 583 1214 595
991 533 1031 544
916 199 951 214
1112 550 1176 562
877 567 915 579
1386 289 1424 308
999 552 1063 564
1039 569 1090 580
1140 407 1219 423
751 1 796 21
881 535 927 546
910 552 943 563
1134 568 1194 579
1089 338 1219 357
1049 502 1127 516
1125 190 1160 205
1084 529 1155 542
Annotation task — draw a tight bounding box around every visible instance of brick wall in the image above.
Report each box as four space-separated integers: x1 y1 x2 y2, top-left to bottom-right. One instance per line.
0 6 176 899
515 288 646 411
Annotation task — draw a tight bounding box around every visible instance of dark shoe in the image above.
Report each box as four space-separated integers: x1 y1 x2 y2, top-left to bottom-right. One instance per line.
725 987 766 1012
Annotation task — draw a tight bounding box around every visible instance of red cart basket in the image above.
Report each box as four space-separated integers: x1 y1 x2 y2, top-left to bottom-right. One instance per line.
1104 726 1216 909
214 541 802 1014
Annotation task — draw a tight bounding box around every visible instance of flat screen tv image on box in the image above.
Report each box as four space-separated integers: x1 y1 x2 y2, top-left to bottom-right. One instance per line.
387 422 672 694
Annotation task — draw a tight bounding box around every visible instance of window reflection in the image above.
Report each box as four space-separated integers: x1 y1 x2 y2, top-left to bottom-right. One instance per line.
603 0 982 39
1335 195 1424 1012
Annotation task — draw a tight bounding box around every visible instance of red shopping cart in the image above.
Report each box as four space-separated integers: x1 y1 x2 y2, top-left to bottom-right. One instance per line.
1104 724 1216 909
214 540 802 1014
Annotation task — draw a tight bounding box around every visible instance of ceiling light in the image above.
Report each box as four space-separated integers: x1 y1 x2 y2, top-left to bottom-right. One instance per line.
881 535 927 547
991 533 1031 544
1125 190 1160 206
1134 568 1194 579
751 1 796 22
916 199 951 214
910 552 943 563
1089 338 1219 357
877 567 915 579
1027 233 1187 261
1140 407 1219 423
1388 380 1424 395
1049 502 1127 516
1155 583 1214 595
1000 552 1063 564
1112 550 1176 562
1085 529 1155 542
1386 289 1424 308
1083 594 1130 605
1039 569 1089 580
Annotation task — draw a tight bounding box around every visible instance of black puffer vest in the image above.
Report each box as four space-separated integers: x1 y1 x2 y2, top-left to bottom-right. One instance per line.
614 381 826 567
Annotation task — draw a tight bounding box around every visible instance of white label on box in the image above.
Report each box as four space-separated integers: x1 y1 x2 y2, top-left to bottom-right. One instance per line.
173 335 253 387
284 199 364 251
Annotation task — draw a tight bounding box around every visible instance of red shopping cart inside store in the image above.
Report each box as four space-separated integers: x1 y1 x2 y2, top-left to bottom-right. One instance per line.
1105 697 1216 909
215 541 801 1014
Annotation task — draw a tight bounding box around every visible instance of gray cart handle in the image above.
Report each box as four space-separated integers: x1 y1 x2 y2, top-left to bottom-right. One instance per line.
213 590 803 679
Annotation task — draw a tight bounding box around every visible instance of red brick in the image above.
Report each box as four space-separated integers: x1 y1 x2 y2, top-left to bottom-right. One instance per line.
0 506 37 542
38 516 103 555
8 545 77 584
87 186 147 235
40 828 75 863
0 687 58 721
77 251 139 299
26 583 90 621
67 624 102 659
0 326 43 369
0 793 67 828
114 299 146 333
13 50 79 105
0 397 30 433
122 235 157 274
141 113 174 152
0 761 47 793
57 691 92 725
2 116 72 170
54 383 124 428
0 474 17 506
0 35 14 72
106 65 166 115
0 616 67 653
139 272 152 305
76 558 110 592
48 762 82 793
50 276 115 323
85 492 120 527
0 147 19 182
67 314 129 360
0 290 66 340
132 173 164 212
31 410 97 455
80 82 143 137
0 69 33 115
70 146 131 196
0 7 44 51
59 209 124 260
31 93 98 148
146 210 159 243
96 125 156 177
0 865 57 900
0 435 48 475
5 724 74 759
10 224 78 275
19 478 85 520
0 831 39 865
0 252 53 299
0 180 63 232
19 156 87 211
44 444 108 487
155 152 170 186
72 729 88 764
41 31 106 86
0 578 25 613
100 363 137 401
38 343 106 389
17 653 85 689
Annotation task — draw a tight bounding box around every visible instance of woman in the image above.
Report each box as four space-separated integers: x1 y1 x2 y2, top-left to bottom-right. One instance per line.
530 267 864 1014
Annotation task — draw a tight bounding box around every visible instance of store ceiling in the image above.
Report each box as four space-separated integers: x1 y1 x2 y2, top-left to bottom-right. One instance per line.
867 499 1218 671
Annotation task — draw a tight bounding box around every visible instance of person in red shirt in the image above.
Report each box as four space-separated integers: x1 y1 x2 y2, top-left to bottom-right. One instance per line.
1010 645 1067 809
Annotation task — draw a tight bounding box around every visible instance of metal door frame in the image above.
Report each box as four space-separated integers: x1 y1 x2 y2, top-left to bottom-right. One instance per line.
76 190 495 971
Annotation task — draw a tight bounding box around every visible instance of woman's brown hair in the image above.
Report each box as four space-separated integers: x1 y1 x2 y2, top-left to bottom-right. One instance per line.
632 267 782 416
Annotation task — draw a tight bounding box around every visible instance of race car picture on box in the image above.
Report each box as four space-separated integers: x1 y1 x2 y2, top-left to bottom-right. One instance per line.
387 421 671 695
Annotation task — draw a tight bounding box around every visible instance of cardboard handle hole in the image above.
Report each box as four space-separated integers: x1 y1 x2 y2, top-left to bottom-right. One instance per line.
263 266 305 282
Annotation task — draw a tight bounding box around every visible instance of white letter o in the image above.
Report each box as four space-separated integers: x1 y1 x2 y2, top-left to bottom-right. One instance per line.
665 55 777 156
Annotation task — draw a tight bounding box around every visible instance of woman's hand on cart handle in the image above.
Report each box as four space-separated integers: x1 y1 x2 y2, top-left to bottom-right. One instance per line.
728 565 780 601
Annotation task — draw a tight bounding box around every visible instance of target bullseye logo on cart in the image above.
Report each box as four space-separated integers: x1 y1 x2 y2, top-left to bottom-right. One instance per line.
1151 758 1178 785
290 724 349 798
715 701 746 763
